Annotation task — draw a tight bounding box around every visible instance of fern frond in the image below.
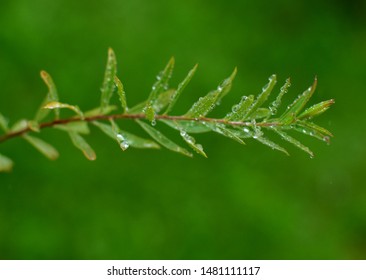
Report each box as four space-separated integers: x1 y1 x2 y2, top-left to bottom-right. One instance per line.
0 48 335 171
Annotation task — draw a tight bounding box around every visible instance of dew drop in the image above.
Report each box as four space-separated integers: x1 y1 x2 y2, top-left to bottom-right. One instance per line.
232 105 239 113
120 141 129 151
151 120 156 126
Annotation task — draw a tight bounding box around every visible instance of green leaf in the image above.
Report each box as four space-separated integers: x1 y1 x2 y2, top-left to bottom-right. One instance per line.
152 89 176 113
40 70 60 119
109 119 130 151
161 119 211 133
186 68 237 118
225 95 254 121
144 104 155 123
204 122 246 145
23 134 59 160
179 130 207 157
100 48 117 112
295 121 332 144
268 78 291 116
244 74 277 119
114 76 128 112
271 128 314 157
298 99 335 120
0 153 13 172
146 57 175 104
43 101 84 119
250 108 271 120
280 78 317 124
84 105 117 117
136 119 192 157
0 113 9 132
93 121 160 149
55 122 90 134
128 89 175 114
11 119 28 132
68 132 96 160
92 121 115 138
164 64 198 114
162 120 207 157
254 135 289 155
34 96 51 122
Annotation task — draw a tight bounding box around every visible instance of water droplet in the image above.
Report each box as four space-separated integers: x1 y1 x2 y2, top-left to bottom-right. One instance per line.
232 105 239 113
243 128 250 133
151 120 156 126
116 134 124 141
180 130 187 137
217 86 223 92
120 142 129 151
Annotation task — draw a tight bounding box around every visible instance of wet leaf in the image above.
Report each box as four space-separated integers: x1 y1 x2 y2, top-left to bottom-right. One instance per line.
93 121 160 149
244 74 277 119
268 78 291 117
115 76 128 112
225 95 254 121
146 57 175 104
110 119 130 151
161 119 211 133
0 153 13 172
298 99 335 120
280 78 317 124
165 121 207 157
186 68 237 118
179 130 207 157
271 128 314 157
250 108 271 120
23 134 59 160
165 64 198 114
44 101 84 119
100 48 117 112
254 135 289 155
295 121 333 144
68 132 96 160
144 104 155 122
136 120 192 157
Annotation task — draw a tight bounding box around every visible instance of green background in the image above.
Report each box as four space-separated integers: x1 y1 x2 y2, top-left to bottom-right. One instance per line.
0 0 365 259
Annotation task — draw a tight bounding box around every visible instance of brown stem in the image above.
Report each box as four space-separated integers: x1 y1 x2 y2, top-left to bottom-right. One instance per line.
0 113 280 144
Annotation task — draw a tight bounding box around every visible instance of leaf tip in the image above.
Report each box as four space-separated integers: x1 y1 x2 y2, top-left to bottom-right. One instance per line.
108 47 116 56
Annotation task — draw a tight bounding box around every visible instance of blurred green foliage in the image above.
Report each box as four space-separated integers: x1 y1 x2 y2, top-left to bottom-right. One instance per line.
1 0 366 259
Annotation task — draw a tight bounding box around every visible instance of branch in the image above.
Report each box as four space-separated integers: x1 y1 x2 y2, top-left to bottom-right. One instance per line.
0 48 334 172
0 113 280 144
